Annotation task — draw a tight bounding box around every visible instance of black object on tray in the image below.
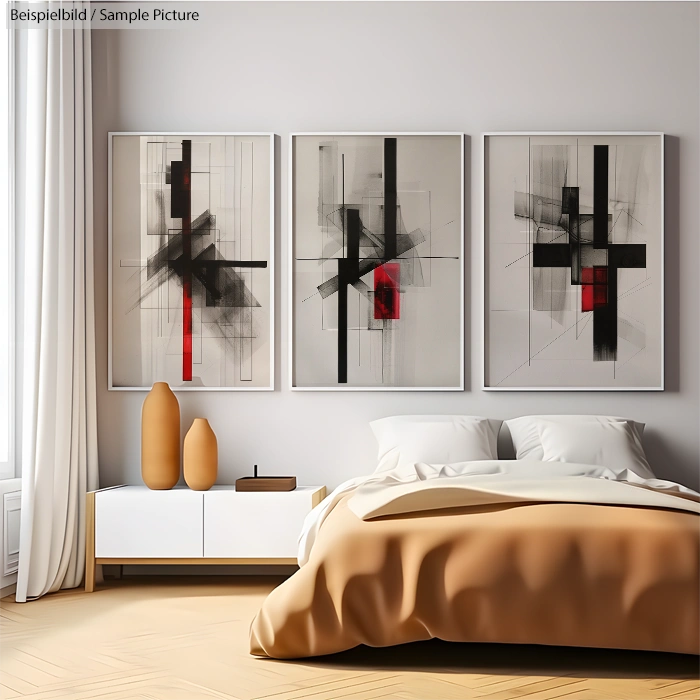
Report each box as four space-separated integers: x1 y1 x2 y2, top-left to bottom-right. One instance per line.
235 465 296 492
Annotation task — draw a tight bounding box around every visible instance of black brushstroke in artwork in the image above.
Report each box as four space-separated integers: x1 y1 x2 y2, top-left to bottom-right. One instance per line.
529 145 646 362
306 136 456 385
593 145 609 248
316 229 425 299
331 138 400 382
170 161 186 218
562 186 581 284
533 244 571 268
384 138 398 262
134 139 268 381
346 208 361 276
336 208 362 382
337 260 349 383
144 224 267 307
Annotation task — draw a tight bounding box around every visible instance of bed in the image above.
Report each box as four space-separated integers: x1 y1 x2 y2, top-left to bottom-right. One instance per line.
249 417 700 659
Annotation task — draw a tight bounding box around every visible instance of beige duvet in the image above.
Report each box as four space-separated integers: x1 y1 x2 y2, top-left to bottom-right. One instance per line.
250 495 700 658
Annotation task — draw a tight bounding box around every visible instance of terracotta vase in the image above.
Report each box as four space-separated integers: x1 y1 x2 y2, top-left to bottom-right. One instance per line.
141 382 180 490
184 418 218 491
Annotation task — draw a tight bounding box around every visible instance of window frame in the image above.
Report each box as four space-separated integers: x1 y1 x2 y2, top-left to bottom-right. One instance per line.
0 17 15 480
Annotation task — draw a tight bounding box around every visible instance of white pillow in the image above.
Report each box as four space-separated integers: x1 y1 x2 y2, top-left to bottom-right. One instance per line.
370 415 501 473
504 415 646 461
537 419 655 479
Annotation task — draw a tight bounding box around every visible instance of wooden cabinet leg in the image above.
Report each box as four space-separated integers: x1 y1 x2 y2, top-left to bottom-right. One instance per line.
85 492 95 592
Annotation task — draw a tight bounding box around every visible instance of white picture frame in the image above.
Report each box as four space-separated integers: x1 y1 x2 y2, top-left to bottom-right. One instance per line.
289 132 465 391
109 132 275 391
482 131 664 392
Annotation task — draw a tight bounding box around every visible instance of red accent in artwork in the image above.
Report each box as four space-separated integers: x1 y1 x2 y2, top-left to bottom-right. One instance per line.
581 266 608 312
181 141 193 382
183 279 193 381
594 284 608 307
581 284 594 312
374 263 400 320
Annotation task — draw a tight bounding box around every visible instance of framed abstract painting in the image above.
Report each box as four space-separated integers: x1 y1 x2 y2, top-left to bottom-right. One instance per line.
483 132 663 391
109 133 274 390
290 133 464 390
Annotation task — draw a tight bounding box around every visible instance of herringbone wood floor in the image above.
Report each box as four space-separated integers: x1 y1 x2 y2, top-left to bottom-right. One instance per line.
1 577 698 700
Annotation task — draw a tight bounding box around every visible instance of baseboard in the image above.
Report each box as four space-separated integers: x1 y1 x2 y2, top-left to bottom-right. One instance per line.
1 582 16 599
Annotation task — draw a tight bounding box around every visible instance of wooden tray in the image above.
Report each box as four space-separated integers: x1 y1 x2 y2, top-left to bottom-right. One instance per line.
235 476 297 492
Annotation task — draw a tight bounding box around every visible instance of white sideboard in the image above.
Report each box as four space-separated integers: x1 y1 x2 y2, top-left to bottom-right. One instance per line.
85 484 326 592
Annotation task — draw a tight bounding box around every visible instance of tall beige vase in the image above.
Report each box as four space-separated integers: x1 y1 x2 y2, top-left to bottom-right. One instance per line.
141 382 180 490
184 418 218 491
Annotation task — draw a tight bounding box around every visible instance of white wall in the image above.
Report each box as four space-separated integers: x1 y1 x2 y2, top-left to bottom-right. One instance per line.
91 1 700 491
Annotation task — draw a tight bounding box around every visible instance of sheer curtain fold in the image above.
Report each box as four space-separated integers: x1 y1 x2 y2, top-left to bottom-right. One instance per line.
16 5 98 603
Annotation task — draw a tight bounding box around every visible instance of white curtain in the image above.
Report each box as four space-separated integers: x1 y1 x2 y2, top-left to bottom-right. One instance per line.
16 6 98 602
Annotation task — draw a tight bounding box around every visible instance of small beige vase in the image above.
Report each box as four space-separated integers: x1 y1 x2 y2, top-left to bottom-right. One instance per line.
184 418 218 491
141 382 180 490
